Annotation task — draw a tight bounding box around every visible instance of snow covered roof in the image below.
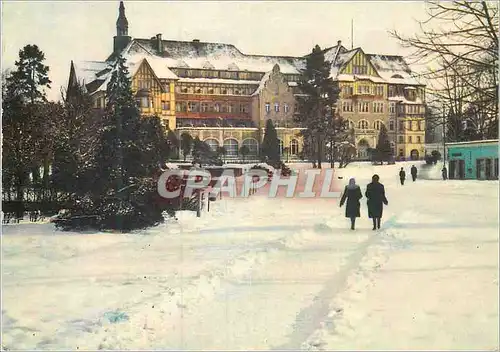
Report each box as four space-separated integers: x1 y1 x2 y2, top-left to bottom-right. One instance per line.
76 38 424 95
336 73 386 83
322 46 359 79
133 38 306 74
388 96 425 105
72 60 110 86
445 139 499 147
123 53 178 79
366 54 422 85
251 70 272 96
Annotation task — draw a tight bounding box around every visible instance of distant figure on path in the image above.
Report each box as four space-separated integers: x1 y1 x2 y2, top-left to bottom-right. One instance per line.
399 167 406 185
365 174 389 230
339 178 363 230
442 166 448 180
411 165 418 182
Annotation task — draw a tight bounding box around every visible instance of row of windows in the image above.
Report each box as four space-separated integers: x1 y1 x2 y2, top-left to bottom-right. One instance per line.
135 97 171 110
342 101 386 113
201 138 301 156
137 79 172 93
176 101 250 113
352 65 368 75
265 102 291 113
388 86 424 101
398 135 422 144
341 100 424 115
171 68 300 83
345 119 424 132
176 84 256 96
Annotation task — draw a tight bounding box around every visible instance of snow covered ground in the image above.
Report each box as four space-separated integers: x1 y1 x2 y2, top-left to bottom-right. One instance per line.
2 162 498 350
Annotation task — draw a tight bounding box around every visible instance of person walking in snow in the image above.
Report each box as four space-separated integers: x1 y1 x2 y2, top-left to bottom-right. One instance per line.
365 174 388 230
411 165 418 182
399 167 406 185
339 178 363 230
442 166 448 180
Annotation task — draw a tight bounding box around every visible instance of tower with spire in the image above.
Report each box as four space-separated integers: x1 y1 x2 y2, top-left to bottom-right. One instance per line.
113 1 131 56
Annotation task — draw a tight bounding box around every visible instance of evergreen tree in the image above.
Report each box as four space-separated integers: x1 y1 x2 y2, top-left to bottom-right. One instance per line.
239 145 250 162
62 55 168 232
295 45 340 168
216 146 227 160
166 127 180 159
52 79 99 199
6 44 51 104
375 124 393 164
261 119 280 164
2 45 52 207
192 137 219 165
180 133 193 161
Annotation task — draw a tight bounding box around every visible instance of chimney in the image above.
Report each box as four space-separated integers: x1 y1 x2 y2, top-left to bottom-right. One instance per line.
193 39 200 43
156 33 163 54
337 40 342 47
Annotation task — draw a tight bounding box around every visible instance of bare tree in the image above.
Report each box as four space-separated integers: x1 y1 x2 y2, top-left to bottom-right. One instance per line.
391 1 498 139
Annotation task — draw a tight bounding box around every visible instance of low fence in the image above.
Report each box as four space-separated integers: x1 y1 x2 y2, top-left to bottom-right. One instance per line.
158 165 264 218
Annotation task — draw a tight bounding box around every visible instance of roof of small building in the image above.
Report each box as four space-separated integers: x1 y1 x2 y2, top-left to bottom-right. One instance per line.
445 139 499 147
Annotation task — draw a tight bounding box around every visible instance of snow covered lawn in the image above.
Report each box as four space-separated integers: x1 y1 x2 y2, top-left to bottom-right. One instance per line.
2 162 498 350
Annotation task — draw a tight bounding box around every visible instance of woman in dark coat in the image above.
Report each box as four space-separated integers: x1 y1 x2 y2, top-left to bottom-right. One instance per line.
339 178 363 230
365 174 388 230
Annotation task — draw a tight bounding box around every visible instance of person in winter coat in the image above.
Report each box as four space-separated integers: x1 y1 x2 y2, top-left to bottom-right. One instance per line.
365 174 388 230
399 167 406 185
339 178 363 230
411 165 418 182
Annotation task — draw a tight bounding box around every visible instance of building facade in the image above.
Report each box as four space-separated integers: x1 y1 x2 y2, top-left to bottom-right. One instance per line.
446 140 499 180
68 1 426 161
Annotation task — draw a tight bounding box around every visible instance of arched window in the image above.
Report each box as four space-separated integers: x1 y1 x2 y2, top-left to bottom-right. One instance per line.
204 138 220 152
374 120 384 130
358 120 369 129
223 138 239 157
242 138 259 156
290 139 299 155
357 139 370 159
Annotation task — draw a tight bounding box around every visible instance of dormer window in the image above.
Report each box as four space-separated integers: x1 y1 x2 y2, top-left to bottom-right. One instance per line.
202 61 215 69
176 60 189 68
228 62 239 71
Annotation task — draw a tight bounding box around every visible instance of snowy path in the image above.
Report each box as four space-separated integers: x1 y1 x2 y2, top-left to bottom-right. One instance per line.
2 162 498 350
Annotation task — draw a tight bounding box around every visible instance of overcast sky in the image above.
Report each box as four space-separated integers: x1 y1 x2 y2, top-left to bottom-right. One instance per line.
2 1 430 101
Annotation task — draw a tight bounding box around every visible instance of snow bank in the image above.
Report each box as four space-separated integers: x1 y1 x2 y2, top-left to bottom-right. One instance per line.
418 163 444 180
164 163 180 169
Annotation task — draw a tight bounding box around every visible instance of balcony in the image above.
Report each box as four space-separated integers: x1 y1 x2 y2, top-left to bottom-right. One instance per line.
176 111 252 119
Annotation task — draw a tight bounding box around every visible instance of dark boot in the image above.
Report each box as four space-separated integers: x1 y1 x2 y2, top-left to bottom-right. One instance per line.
350 218 355 230
372 218 377 230
377 218 381 229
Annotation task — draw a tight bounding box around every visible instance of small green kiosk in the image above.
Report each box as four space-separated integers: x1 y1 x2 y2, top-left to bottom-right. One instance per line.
446 139 499 180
